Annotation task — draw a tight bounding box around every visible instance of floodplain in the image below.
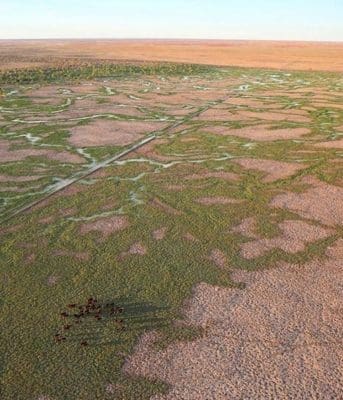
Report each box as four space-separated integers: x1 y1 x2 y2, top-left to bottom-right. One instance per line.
0 62 342 399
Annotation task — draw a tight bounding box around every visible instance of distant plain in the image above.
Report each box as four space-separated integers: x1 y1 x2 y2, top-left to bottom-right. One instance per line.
1 39 343 71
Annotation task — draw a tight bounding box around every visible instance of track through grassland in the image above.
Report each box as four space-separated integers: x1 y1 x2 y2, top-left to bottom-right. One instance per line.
0 64 342 400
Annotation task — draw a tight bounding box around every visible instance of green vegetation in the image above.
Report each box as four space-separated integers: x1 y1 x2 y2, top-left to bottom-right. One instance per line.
0 64 342 399
0 62 217 85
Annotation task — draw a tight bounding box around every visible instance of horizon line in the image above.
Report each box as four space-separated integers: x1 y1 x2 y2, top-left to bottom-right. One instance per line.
0 37 343 44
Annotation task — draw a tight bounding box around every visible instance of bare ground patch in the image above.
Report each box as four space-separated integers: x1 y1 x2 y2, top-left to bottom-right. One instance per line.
313 139 343 149
185 171 240 182
58 207 77 217
128 242 147 255
25 253 36 264
0 140 85 163
25 85 67 105
130 92 211 107
124 251 343 399
38 215 55 224
238 110 311 123
53 101 145 120
208 125 310 141
0 185 39 193
196 197 242 205
183 232 199 242
256 91 306 98
232 217 260 239
68 120 167 147
240 220 333 259
132 138 173 162
0 224 22 236
224 97 271 107
232 158 307 182
152 227 167 240
57 184 86 198
80 215 129 237
195 109 254 122
0 174 43 182
311 102 343 110
120 242 147 259
61 83 99 95
271 176 343 227
165 107 198 117
325 238 343 259
208 249 227 269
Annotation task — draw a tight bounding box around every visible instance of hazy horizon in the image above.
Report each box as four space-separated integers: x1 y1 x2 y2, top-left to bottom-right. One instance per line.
1 0 343 42
1 38 342 43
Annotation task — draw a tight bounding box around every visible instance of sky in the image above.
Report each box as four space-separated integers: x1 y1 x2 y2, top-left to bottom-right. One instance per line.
0 0 342 41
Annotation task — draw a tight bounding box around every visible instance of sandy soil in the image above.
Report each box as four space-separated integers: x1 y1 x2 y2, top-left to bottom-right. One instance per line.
208 249 228 269
225 98 270 107
26 85 69 105
208 125 310 141
124 249 343 399
57 184 86 198
232 158 307 182
311 102 343 110
0 139 85 163
240 220 333 259
195 109 254 122
237 110 311 123
271 176 343 227
0 174 43 182
68 120 167 147
232 217 260 239
314 139 343 149
132 138 174 162
1 185 43 193
49 103 146 120
1 40 343 72
325 238 343 259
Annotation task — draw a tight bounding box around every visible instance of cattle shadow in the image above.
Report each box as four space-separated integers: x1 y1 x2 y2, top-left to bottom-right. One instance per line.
55 297 168 347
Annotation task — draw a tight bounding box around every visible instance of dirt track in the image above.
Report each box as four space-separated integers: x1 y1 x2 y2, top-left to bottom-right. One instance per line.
1 66 342 399
1 39 343 71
